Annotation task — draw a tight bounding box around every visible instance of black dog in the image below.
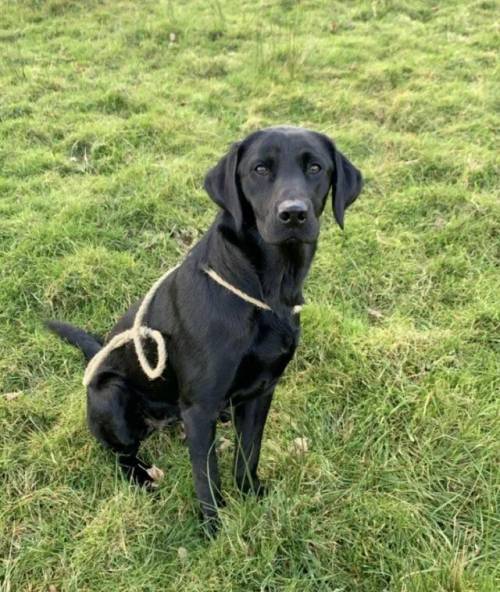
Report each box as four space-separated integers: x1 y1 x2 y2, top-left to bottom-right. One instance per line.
48 126 363 533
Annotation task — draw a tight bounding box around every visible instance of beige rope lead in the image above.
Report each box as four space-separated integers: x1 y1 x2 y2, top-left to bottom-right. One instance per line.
83 264 180 386
203 267 272 311
203 267 303 315
82 263 302 387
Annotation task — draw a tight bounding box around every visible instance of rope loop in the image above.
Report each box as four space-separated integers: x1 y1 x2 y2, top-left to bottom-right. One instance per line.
133 326 167 381
82 263 303 387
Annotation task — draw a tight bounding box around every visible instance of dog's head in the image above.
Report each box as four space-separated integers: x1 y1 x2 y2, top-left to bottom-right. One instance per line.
204 126 363 245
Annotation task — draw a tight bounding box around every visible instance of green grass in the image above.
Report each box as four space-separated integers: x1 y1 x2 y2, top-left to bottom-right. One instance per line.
1 0 499 590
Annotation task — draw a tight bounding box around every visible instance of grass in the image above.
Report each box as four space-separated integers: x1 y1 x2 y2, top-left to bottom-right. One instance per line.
0 0 498 590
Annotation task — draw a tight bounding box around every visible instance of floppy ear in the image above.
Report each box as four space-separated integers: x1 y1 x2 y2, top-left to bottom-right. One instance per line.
331 144 363 229
204 141 243 230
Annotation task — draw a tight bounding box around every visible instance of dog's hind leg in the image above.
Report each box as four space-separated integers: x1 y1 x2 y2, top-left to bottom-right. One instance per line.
86 375 162 488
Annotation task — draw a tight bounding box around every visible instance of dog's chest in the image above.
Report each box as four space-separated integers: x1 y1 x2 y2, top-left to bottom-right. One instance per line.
228 313 300 404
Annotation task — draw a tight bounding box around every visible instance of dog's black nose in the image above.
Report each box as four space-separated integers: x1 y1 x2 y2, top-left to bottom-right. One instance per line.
277 200 308 226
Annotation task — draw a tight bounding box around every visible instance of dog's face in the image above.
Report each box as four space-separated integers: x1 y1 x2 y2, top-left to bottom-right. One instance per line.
204 126 363 245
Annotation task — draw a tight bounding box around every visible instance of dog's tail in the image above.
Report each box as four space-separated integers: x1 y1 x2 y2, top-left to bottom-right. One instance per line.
45 320 103 362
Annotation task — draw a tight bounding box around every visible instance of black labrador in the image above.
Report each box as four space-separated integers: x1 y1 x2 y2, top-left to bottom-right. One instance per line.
48 125 363 533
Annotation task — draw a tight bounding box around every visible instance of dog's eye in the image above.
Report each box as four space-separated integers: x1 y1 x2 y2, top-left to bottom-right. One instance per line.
308 163 322 174
254 164 270 176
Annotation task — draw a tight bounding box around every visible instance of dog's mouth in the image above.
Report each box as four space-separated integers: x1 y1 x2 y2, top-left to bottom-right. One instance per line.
254 214 319 246
258 223 318 246
262 232 318 246
281 235 309 245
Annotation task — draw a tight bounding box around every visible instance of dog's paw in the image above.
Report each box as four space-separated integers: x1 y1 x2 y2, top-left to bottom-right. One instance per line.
119 455 165 490
146 465 164 484
253 480 268 498
237 477 268 498
201 514 221 539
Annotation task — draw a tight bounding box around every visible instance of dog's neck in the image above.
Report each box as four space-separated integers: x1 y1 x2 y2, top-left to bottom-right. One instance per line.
207 213 316 314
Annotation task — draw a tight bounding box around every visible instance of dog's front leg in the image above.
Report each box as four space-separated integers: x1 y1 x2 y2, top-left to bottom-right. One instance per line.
181 403 222 535
233 390 274 496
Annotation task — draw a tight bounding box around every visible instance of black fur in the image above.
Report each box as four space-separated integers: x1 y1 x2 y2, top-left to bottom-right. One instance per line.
48 126 363 534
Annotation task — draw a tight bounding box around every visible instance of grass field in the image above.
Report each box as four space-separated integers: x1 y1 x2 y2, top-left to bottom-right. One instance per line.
1 1 499 590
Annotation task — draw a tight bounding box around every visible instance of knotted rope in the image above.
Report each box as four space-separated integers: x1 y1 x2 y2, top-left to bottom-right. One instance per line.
83 264 302 387
83 265 179 386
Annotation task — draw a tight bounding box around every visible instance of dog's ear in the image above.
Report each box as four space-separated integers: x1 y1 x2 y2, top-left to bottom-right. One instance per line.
332 147 363 229
326 140 363 229
204 141 243 230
